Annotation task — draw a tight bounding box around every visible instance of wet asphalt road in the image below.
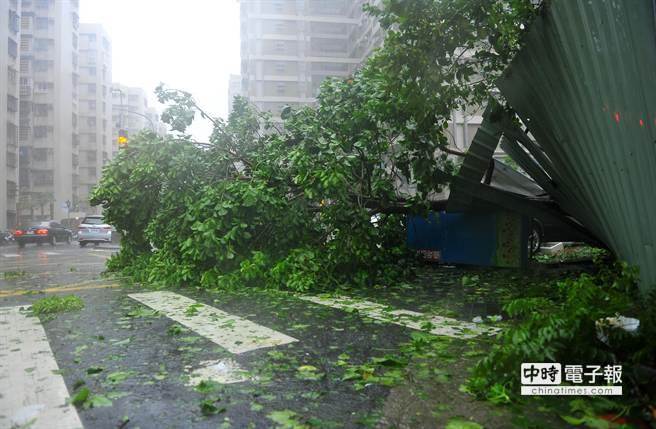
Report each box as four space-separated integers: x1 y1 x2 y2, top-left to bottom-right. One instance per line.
0 243 417 429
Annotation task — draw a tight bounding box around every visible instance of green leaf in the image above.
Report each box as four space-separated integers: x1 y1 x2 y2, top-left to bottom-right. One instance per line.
445 418 484 429
70 387 90 406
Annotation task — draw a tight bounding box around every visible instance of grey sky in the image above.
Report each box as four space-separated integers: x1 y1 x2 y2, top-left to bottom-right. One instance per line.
80 0 241 141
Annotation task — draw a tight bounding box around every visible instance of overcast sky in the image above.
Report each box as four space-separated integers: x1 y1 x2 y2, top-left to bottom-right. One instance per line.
80 0 241 141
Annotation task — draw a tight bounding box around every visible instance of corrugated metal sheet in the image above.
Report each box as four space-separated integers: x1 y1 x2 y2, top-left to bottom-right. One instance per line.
498 0 656 290
447 100 505 212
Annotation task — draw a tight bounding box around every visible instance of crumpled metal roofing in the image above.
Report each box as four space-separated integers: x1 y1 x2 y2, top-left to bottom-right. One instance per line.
495 0 656 290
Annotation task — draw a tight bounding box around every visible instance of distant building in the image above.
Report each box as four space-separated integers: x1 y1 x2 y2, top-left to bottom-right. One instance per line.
111 83 166 157
239 0 384 121
17 0 80 223
145 106 167 137
0 0 20 230
227 73 242 114
78 23 112 214
239 0 481 150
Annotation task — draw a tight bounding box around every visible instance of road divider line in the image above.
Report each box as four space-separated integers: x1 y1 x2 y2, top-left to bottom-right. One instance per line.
299 295 500 339
85 252 110 259
0 282 119 298
129 291 297 354
0 306 83 429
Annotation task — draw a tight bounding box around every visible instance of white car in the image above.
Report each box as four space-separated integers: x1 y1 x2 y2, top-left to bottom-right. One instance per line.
77 215 114 247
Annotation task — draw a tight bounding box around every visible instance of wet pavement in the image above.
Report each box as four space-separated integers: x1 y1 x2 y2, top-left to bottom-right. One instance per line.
0 243 574 428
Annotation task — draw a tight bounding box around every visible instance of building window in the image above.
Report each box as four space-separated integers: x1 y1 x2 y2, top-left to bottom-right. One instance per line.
33 171 54 186
275 62 286 73
87 83 97 94
276 83 286 95
21 15 31 30
6 123 18 145
86 117 96 126
87 66 96 76
8 38 17 59
7 67 17 85
35 17 49 29
34 38 52 52
20 58 29 73
87 100 96 110
9 10 19 34
33 103 52 117
32 148 49 161
86 151 96 162
7 95 18 113
33 60 52 72
33 126 52 138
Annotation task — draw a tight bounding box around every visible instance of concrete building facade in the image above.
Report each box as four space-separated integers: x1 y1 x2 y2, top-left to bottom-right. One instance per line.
17 0 80 224
77 23 111 214
228 73 242 114
239 0 481 148
0 0 20 230
239 0 383 121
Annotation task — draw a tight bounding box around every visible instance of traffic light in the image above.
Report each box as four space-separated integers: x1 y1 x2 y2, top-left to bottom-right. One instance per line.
117 129 128 148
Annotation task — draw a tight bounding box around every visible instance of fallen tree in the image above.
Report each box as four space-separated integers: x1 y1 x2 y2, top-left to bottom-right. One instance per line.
91 0 541 290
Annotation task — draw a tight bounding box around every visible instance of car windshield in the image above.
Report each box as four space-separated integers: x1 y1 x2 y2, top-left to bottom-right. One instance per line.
24 222 50 228
82 217 104 225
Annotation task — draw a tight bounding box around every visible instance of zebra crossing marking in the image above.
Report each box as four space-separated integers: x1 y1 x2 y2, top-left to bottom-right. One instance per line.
0 306 83 429
128 291 297 354
299 295 500 339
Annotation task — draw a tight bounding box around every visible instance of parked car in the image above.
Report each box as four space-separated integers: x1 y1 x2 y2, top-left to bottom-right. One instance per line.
13 221 73 247
77 215 114 247
1 230 14 246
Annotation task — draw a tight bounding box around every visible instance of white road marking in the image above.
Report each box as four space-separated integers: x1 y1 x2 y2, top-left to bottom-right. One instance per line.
0 306 83 429
43 252 61 256
186 359 252 385
129 291 297 354
1 254 21 258
86 253 110 259
0 261 105 270
299 295 500 339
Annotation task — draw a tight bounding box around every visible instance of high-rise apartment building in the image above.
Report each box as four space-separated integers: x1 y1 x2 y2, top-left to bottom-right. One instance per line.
239 0 481 150
0 0 20 230
77 23 111 214
18 0 80 223
239 0 383 121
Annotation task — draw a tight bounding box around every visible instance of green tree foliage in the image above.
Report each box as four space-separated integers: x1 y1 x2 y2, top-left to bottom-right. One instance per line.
91 0 541 291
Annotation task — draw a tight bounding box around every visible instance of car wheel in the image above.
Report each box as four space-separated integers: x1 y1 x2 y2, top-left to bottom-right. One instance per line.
50 235 57 246
528 227 542 256
79 241 87 248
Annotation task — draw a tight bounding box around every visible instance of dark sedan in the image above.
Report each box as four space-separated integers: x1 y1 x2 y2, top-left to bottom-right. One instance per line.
13 221 73 247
